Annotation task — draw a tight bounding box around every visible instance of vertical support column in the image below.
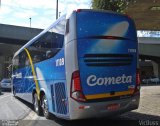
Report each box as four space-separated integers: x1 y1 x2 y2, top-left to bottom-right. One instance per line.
152 61 158 77
158 63 160 78
0 56 5 79
0 64 2 80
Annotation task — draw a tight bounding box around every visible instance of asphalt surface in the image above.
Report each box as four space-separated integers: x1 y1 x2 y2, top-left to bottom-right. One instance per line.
0 92 31 120
0 85 160 126
120 85 160 120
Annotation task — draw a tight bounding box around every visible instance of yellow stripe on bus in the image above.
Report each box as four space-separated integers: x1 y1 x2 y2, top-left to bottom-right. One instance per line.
24 48 40 99
85 90 134 100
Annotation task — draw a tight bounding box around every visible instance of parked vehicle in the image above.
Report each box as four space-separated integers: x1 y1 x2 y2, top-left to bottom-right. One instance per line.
142 76 160 84
0 78 11 91
142 78 151 84
150 77 160 84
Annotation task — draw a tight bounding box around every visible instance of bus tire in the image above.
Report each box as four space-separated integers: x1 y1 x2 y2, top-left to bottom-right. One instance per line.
41 94 51 119
33 93 42 116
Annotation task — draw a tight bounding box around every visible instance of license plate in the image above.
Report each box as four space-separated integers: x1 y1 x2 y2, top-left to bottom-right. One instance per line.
107 104 120 111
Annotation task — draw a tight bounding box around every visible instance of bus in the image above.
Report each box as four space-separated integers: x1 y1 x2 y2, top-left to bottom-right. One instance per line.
12 9 140 120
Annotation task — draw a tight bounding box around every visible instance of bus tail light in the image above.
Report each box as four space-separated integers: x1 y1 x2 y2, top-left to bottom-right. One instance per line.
134 69 140 93
70 70 86 102
76 9 81 13
125 14 132 19
136 69 140 85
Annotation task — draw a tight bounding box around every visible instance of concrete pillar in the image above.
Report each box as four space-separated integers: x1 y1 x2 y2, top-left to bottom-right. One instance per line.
158 64 160 78
0 56 5 80
152 61 159 77
0 64 2 80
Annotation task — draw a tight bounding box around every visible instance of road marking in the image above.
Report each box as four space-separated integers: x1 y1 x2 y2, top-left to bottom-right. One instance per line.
23 111 38 120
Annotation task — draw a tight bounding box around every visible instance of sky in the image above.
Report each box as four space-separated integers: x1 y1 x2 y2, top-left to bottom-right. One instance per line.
0 0 91 29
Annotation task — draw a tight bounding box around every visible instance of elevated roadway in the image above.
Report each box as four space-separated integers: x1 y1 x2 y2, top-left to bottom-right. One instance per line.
0 24 160 78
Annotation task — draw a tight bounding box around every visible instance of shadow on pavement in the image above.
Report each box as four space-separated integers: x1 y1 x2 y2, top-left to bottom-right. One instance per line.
15 97 34 111
49 112 160 126
15 96 160 126
141 84 160 86
18 111 160 126
120 111 160 120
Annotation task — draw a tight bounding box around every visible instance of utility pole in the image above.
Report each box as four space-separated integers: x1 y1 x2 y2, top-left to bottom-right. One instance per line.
29 18 31 28
59 12 61 17
56 0 58 19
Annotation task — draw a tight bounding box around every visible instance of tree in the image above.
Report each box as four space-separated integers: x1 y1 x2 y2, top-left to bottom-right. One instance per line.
91 0 131 13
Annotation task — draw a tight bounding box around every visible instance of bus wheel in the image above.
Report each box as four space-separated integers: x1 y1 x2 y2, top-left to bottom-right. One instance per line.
33 93 42 116
41 94 51 119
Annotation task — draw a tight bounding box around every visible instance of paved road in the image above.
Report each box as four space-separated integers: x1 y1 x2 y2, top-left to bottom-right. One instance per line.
120 85 160 120
0 85 160 126
0 92 31 120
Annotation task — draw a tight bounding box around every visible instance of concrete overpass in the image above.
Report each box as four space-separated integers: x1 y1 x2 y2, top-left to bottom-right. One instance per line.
0 23 160 79
0 24 43 55
0 24 42 78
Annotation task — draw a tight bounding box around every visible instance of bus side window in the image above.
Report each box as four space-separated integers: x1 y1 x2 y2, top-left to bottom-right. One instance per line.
27 18 66 64
44 18 65 59
19 51 27 68
50 19 65 50
25 58 30 66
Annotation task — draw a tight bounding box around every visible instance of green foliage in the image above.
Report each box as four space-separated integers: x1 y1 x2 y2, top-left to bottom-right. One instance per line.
91 0 131 13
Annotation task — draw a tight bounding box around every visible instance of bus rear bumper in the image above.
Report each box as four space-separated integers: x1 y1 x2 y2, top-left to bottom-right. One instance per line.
69 94 140 120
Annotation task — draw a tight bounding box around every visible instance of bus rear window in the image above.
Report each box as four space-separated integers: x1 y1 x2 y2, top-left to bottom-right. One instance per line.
76 11 137 41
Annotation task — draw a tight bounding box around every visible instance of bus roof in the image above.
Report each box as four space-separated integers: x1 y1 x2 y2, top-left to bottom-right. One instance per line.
74 9 129 17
